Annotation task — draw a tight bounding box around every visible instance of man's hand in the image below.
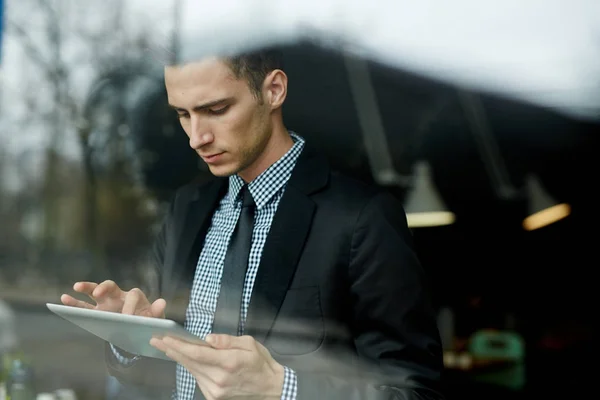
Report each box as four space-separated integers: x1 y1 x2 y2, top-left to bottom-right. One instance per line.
150 334 285 400
60 280 166 318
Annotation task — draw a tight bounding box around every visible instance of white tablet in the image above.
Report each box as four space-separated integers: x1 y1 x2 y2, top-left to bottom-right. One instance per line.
46 303 208 361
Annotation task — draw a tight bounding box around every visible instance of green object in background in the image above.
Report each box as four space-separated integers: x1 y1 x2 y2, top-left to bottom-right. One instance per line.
2 352 28 374
469 330 525 360
468 330 526 390
5 358 36 400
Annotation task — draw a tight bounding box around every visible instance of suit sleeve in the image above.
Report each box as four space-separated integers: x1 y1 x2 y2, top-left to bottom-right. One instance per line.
295 192 445 400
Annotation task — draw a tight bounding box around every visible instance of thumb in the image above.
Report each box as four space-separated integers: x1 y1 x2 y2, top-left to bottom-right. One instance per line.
151 298 166 318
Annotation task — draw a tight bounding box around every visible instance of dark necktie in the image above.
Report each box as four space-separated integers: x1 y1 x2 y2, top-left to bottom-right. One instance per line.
212 185 255 336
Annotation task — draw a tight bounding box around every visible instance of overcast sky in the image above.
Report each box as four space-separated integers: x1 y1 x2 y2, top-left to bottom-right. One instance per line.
1 0 599 190
177 0 600 119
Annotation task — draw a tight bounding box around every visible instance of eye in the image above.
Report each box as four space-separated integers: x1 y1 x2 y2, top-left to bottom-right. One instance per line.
176 112 189 119
208 105 229 115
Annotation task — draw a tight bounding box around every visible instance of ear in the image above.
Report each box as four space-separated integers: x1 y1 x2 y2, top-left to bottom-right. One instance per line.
263 69 287 110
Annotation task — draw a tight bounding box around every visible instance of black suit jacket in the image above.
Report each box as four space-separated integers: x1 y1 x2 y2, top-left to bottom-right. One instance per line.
106 146 444 399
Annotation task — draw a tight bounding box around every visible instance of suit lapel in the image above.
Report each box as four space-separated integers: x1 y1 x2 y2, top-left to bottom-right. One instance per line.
246 147 329 342
162 178 227 303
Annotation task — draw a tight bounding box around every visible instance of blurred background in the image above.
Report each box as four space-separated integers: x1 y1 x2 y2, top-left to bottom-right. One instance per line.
1 0 599 399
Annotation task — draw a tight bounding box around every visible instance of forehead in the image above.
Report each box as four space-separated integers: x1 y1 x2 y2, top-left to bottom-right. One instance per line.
164 58 245 104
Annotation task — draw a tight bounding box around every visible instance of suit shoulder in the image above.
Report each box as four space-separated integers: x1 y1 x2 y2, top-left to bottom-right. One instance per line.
326 172 412 240
324 171 391 210
330 171 379 195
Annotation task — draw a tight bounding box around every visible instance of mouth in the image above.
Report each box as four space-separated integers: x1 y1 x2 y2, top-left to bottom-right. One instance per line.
201 152 225 164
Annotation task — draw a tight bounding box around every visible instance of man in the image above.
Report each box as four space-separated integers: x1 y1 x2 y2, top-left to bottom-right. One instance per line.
61 49 444 400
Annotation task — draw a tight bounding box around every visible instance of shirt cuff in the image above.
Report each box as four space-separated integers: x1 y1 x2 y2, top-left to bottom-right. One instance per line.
280 366 298 400
109 343 140 365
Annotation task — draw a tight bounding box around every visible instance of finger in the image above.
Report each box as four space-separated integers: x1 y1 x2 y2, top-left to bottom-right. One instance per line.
149 337 167 352
156 338 221 376
73 282 105 305
205 334 254 351
151 298 167 318
154 338 240 399
122 288 146 315
73 282 98 296
92 280 121 299
150 337 190 364
151 338 215 386
60 294 95 309
162 336 225 366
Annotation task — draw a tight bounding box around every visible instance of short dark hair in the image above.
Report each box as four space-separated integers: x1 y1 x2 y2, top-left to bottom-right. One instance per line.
224 48 284 101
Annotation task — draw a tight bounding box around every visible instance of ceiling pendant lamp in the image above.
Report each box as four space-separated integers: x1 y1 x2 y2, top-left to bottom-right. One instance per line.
404 160 456 228
522 173 571 231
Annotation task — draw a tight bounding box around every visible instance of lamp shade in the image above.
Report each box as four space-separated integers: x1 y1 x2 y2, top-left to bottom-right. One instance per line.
404 161 455 228
522 173 571 231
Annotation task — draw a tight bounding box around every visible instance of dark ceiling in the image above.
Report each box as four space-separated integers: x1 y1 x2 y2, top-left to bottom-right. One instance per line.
280 42 599 324
134 41 599 329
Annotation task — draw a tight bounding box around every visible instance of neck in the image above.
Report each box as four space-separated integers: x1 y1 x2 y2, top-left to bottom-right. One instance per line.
238 121 293 183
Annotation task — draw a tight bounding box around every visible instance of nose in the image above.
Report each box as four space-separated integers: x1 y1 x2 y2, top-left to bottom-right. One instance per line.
188 116 214 150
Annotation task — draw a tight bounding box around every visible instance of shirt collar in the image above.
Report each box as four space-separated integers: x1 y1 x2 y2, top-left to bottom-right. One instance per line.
227 132 305 209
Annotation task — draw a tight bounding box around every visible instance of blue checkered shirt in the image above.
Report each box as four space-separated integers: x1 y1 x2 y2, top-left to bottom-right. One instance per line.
174 133 304 400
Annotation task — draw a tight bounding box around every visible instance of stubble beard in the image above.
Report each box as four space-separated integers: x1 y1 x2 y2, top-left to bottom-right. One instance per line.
234 133 270 179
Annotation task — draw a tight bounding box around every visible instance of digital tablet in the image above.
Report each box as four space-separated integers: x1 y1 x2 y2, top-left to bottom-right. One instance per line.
46 303 208 361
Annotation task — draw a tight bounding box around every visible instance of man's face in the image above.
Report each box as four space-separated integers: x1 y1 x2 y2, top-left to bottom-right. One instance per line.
164 58 272 178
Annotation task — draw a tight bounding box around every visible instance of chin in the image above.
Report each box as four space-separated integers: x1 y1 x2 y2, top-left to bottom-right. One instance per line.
207 164 239 178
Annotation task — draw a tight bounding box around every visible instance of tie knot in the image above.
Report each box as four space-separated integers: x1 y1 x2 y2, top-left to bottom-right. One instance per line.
240 186 255 208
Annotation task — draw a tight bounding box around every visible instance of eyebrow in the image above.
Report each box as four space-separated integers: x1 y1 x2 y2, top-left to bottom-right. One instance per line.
169 97 233 112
